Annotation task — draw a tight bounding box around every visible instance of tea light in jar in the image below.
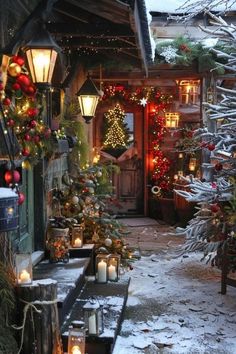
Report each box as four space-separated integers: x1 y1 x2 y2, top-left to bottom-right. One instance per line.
19 269 31 284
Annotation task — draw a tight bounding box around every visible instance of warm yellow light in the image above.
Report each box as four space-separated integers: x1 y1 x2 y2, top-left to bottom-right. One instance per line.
71 345 82 354
26 48 57 84
165 112 179 128
189 157 197 171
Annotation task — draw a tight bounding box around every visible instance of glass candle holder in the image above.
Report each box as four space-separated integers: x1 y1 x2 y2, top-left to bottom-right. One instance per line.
71 225 84 248
108 254 120 282
95 254 109 283
68 324 85 354
15 253 32 286
83 302 103 336
47 227 70 263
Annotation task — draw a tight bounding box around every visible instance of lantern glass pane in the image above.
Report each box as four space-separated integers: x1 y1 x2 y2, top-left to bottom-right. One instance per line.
78 95 99 117
26 48 57 84
95 254 108 283
15 253 32 286
108 254 120 282
83 302 103 336
71 226 83 248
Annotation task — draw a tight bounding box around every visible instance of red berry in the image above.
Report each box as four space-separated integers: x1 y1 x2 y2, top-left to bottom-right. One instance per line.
3 97 11 106
12 82 21 90
18 192 25 205
208 143 215 151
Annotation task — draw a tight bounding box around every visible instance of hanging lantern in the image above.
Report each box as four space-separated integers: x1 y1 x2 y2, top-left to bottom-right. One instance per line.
189 157 197 172
83 302 104 336
76 75 100 124
165 112 180 128
68 322 85 354
24 26 61 86
177 80 200 105
15 253 32 286
71 225 83 248
95 253 109 283
108 254 120 282
0 188 19 232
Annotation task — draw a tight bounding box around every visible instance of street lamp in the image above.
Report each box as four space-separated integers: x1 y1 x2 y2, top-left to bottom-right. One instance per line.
76 75 100 124
24 26 61 87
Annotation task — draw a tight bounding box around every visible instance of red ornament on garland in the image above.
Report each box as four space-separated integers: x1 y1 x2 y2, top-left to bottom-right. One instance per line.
12 55 25 67
7 119 15 127
4 170 21 184
208 143 215 151
18 192 25 205
12 82 21 91
24 133 31 141
3 97 11 106
22 147 30 156
30 120 37 128
33 135 40 143
210 204 220 213
0 82 4 90
27 107 38 118
17 74 31 87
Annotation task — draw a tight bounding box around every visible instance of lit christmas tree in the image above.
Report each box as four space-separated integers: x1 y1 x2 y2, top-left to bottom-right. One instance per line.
103 104 130 149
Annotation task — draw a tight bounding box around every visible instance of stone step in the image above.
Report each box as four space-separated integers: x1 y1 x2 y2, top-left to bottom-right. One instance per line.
33 258 91 325
69 244 95 275
61 278 130 354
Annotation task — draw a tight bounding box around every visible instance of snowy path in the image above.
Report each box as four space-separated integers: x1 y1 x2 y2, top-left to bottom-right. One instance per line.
113 224 236 354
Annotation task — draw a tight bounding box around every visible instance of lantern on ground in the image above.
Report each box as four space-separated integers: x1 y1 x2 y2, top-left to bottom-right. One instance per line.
24 26 60 86
15 253 32 286
83 302 104 336
95 253 109 283
71 225 84 248
108 254 120 282
165 112 180 128
76 75 100 124
47 227 70 263
68 322 85 354
0 188 19 232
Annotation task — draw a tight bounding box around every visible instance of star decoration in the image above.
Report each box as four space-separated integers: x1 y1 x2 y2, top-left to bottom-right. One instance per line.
140 97 147 106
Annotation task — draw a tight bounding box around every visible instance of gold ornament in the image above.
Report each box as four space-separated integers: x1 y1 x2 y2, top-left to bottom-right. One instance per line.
22 160 31 170
8 63 22 77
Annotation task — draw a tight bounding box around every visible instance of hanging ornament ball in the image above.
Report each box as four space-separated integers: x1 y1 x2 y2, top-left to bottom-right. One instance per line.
3 97 11 106
210 204 220 213
22 160 31 170
30 120 37 128
24 133 31 141
215 162 223 171
22 147 30 156
208 143 215 151
4 170 21 184
12 55 25 66
8 63 22 77
18 192 25 205
27 107 38 117
25 85 36 97
12 82 21 91
104 238 112 247
72 195 79 205
17 74 31 87
96 170 102 178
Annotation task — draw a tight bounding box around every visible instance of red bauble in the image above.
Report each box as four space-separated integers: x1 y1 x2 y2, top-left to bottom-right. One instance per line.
25 85 36 96
27 107 38 117
17 74 31 87
3 97 11 106
12 55 25 66
0 82 4 90
210 204 220 213
24 133 31 141
33 135 40 143
7 119 15 127
4 170 21 184
22 147 30 156
18 192 25 205
208 143 215 151
30 120 37 128
215 163 223 171
12 82 21 91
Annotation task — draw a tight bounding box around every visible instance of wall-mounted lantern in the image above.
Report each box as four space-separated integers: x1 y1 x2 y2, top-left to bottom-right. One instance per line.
177 80 200 105
24 27 61 86
165 112 180 128
76 75 100 124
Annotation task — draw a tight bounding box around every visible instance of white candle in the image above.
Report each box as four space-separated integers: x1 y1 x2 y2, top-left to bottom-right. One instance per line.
88 313 97 335
19 269 31 284
74 238 82 247
108 264 117 281
71 346 81 354
97 260 107 283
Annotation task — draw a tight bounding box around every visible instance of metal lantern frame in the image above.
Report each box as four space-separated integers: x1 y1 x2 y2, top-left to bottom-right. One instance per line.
76 75 100 124
178 79 200 105
165 112 180 129
24 26 61 86
83 301 104 336
108 254 120 282
68 325 86 354
15 253 32 286
95 253 109 283
71 225 84 248
189 157 197 172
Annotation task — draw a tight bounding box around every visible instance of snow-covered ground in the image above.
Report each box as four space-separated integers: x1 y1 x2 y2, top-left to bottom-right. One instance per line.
113 225 236 354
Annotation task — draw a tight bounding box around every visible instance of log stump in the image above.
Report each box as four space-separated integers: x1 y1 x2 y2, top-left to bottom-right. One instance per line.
16 279 63 354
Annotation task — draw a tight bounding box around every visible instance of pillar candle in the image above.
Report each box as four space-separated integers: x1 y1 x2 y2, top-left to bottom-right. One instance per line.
108 264 117 281
19 269 31 284
74 238 82 247
88 313 97 335
97 260 107 282
71 346 81 354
